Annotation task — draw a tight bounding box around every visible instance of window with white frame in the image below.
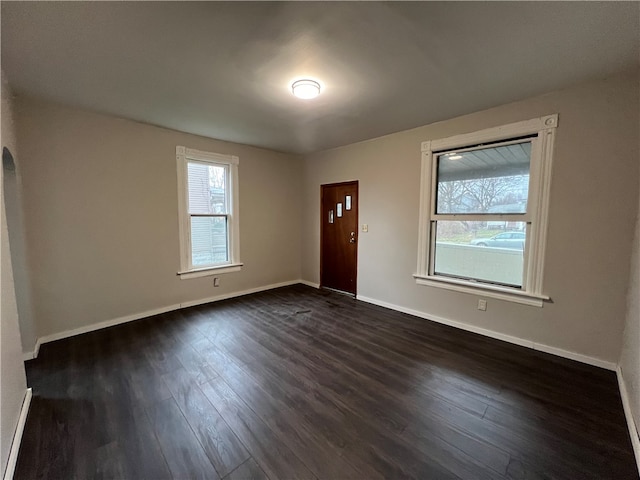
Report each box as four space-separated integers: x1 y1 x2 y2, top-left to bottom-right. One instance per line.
176 146 242 279
414 115 557 306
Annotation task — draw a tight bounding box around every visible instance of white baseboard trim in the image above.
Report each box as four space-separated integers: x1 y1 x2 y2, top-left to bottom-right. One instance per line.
3 388 32 480
534 343 616 370
25 282 616 372
617 366 640 474
26 280 303 359
22 339 41 362
356 294 617 371
34 303 182 355
179 280 300 309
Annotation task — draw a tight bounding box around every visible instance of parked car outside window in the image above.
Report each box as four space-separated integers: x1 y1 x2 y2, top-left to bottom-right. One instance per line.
469 232 525 250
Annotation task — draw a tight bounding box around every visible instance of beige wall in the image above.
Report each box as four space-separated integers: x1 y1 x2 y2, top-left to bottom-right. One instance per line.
1 72 27 477
620 153 640 446
302 71 640 364
16 97 302 345
11 72 640 369
2 97 35 355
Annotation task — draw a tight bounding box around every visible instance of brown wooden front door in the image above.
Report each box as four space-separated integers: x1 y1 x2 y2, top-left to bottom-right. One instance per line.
320 181 358 295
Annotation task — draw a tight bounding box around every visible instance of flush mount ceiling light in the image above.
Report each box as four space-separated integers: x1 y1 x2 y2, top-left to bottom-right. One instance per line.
291 79 321 99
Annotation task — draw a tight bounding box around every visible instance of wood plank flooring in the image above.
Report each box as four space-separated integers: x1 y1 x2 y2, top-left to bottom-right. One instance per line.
17 284 638 479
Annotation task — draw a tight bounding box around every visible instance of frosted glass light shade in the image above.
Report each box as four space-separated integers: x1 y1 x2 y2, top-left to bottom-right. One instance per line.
292 79 321 99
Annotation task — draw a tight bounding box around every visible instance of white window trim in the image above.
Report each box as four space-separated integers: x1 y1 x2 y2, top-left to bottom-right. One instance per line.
414 114 558 307
176 146 242 279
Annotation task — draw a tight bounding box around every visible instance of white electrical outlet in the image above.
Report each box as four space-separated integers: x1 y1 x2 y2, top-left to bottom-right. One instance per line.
477 299 487 311
362 224 369 232
213 277 220 287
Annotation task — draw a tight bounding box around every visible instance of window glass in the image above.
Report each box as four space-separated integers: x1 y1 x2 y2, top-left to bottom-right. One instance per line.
188 162 227 214
190 216 228 266
434 220 526 287
436 142 531 215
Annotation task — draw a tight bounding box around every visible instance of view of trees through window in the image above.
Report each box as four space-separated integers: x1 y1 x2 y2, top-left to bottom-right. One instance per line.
431 141 531 287
435 141 530 246
436 173 529 243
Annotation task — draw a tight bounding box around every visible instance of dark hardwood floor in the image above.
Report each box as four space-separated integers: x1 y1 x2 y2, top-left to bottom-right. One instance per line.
17 284 638 479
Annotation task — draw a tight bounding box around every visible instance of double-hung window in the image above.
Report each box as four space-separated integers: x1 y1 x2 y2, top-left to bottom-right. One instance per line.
415 115 557 306
176 146 242 279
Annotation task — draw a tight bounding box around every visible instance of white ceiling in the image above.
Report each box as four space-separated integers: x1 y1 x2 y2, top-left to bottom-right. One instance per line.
2 2 638 154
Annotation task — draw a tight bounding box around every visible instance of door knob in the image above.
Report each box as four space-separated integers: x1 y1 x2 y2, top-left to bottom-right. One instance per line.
350 232 356 243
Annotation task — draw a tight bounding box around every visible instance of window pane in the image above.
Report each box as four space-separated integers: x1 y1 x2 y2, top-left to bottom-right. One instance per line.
187 162 227 214
433 220 526 287
436 142 531 214
191 216 228 266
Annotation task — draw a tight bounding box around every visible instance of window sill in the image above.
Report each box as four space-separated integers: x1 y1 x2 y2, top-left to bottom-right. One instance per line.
178 263 243 279
413 274 549 307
